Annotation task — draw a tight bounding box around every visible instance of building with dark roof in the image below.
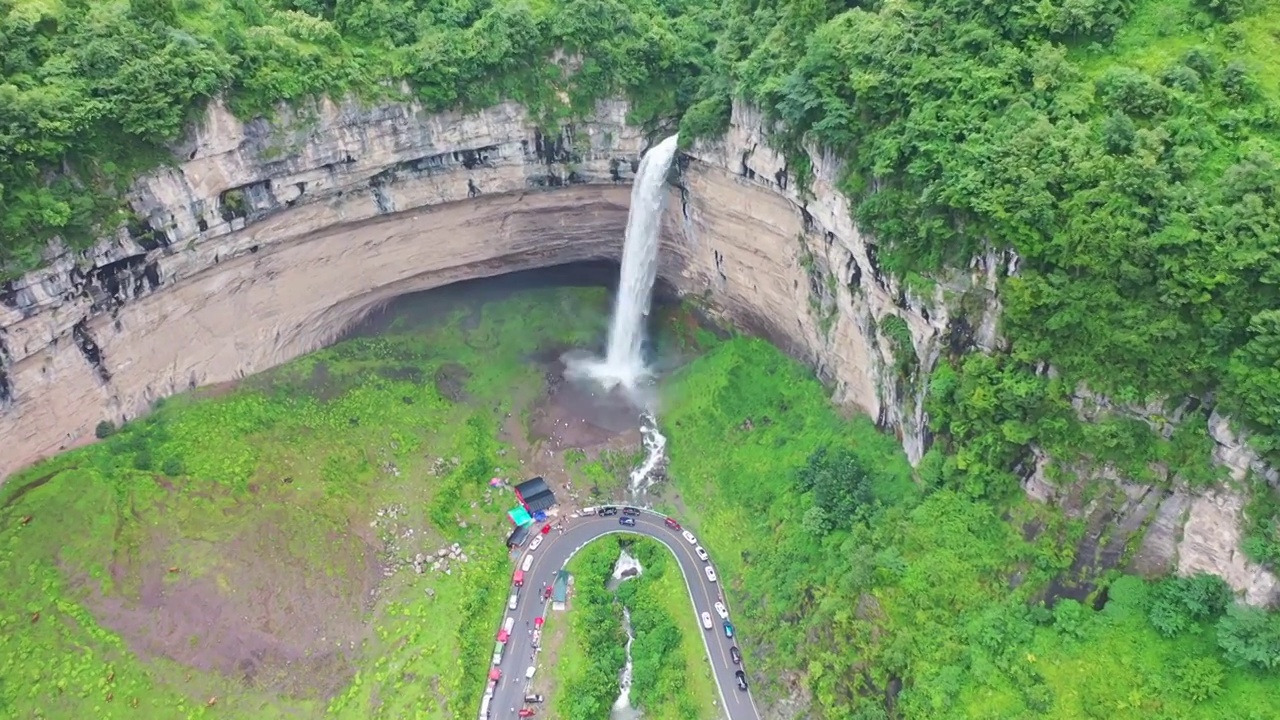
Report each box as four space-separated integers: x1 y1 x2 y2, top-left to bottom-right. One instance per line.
505 523 532 549
514 476 557 514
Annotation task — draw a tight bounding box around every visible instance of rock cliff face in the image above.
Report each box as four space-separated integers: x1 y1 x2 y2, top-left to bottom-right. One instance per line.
0 97 646 476
1 95 1276 605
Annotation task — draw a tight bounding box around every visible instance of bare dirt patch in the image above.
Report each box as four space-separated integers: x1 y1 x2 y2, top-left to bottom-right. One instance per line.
433 363 472 402
84 501 382 700
499 353 645 509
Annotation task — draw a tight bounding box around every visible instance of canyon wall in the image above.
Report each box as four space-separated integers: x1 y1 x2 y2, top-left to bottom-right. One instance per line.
1 95 1276 605
669 102 1280 606
0 98 646 477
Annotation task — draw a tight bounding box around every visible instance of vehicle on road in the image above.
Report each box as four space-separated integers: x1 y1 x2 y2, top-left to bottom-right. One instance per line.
508 593 518 610
521 554 535 572
525 665 537 679
701 612 713 630
524 694 544 703
601 506 619 516
492 641 504 665
695 545 709 561
519 708 536 717
622 506 640 516
735 670 748 691
705 565 717 583
504 617 515 634
723 621 735 638
619 516 637 527
681 530 697 545
529 534 543 551
714 601 729 619
664 517 681 530
581 506 597 516
513 570 524 587
730 646 742 665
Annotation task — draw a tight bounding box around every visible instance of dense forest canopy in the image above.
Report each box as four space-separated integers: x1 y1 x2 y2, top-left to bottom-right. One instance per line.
3 0 1280 486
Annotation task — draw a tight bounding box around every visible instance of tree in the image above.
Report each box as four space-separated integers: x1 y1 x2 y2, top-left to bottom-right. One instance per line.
95 420 117 439
1216 605 1280 670
795 446 876 530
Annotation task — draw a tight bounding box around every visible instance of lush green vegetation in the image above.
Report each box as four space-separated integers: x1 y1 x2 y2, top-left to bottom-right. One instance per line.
0 0 723 270
552 536 716 720
0 285 615 718
662 336 1280 718
6 0 1278 522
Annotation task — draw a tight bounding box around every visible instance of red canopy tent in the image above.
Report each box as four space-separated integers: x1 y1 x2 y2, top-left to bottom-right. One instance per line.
534 617 544 629
489 668 502 681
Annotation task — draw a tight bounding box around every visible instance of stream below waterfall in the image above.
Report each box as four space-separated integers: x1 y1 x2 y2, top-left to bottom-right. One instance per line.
609 550 645 719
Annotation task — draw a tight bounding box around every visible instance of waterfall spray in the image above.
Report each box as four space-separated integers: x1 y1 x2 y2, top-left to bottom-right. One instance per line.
564 135 679 499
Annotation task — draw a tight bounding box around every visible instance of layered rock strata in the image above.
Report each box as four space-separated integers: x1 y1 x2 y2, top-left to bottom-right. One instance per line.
1 95 1276 605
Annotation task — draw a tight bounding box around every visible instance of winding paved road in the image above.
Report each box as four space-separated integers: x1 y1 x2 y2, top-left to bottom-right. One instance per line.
484 508 762 720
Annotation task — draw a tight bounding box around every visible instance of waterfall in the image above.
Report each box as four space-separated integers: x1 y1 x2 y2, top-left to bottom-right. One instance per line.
568 136 679 391
563 135 677 500
602 134 680 386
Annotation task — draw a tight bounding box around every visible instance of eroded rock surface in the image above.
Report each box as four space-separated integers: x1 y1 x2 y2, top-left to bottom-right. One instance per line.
2 95 1278 609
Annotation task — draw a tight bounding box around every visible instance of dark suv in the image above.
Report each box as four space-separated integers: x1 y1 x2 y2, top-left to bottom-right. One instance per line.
735 670 748 691
619 516 637 527
600 506 619 516
622 507 641 516
729 646 741 665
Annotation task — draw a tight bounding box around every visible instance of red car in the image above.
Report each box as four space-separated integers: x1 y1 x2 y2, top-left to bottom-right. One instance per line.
519 709 536 718
664 517 681 531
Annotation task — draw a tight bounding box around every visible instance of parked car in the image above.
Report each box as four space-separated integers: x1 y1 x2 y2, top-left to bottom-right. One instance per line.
529 534 543 551
525 665 537 679
714 601 729 619
622 506 641 516
730 646 742 665
504 616 516 634
681 530 697 545
620 516 637 527
695 545 709 562
705 565 717 583
664 517 682 530
600 506 619 516
701 612 713 630
519 710 537 718
508 593 518 610
521 554 534 572
723 621 734 638
524 694 544 703
581 506 597 516
735 670 748 691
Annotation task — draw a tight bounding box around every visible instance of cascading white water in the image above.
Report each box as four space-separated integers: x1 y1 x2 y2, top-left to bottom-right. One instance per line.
609 551 645 719
569 135 679 390
602 134 680 385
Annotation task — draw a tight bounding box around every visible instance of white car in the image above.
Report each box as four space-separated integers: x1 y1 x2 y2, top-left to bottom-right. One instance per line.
529 534 543 551
714 601 729 619
695 546 709 562
521 554 535 572
682 530 697 545
705 565 717 583
525 665 537 679
700 611 713 630
504 616 516 634
508 593 519 610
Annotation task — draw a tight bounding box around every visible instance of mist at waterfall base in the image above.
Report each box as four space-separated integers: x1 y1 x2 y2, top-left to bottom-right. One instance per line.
563 135 680 496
